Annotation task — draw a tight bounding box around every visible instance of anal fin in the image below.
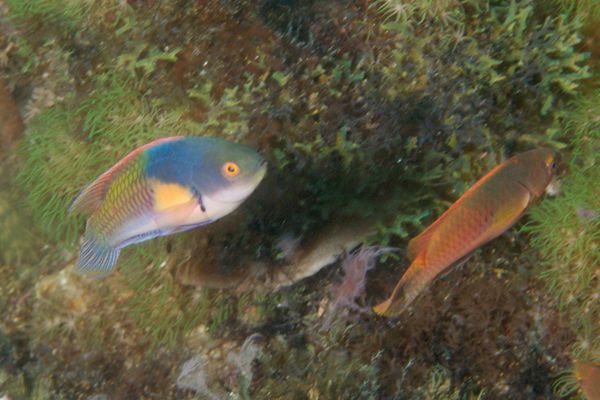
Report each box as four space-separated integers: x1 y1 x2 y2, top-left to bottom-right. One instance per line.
167 220 213 235
116 229 167 249
153 198 205 228
116 220 213 249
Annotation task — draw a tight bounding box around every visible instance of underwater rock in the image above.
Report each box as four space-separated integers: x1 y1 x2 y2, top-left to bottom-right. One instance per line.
0 328 13 362
225 333 263 387
178 332 263 398
222 333 264 397
29 264 103 349
0 78 24 151
576 206 598 222
175 240 251 289
176 355 218 399
1 0 593 397
86 395 108 400
0 368 7 387
35 266 92 316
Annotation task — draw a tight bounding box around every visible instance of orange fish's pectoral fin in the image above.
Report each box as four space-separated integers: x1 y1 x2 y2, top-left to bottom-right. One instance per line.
373 254 428 317
406 230 434 261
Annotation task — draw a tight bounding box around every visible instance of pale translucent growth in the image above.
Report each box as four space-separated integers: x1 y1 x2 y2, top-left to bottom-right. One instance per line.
274 233 302 260
226 333 263 385
322 246 396 327
176 356 219 400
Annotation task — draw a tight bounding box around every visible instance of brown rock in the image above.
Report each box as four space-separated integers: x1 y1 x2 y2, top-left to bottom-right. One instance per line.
0 77 24 151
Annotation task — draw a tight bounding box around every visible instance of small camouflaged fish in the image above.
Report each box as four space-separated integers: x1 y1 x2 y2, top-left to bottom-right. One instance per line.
374 148 557 317
575 360 600 400
69 136 266 277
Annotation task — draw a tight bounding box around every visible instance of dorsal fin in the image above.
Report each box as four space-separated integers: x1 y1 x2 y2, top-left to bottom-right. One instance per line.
69 136 183 214
407 158 511 260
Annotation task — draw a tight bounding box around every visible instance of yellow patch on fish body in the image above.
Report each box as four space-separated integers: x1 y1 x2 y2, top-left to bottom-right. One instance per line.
150 179 195 212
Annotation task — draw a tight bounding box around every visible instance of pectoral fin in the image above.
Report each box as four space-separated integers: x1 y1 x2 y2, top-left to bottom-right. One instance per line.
149 178 211 229
406 231 433 261
153 198 203 229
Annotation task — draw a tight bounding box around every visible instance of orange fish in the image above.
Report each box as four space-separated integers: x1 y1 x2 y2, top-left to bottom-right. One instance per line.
374 148 556 317
575 360 600 400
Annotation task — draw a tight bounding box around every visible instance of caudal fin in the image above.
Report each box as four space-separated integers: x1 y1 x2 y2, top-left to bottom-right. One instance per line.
372 298 393 316
75 234 120 278
373 255 429 317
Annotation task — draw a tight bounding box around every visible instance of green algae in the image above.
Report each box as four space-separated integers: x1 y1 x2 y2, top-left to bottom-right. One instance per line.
5 0 92 27
254 333 385 399
16 71 188 245
379 0 590 155
524 87 600 398
0 176 42 266
373 0 477 30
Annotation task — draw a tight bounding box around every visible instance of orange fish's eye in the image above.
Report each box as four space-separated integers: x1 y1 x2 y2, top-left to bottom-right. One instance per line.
222 161 240 178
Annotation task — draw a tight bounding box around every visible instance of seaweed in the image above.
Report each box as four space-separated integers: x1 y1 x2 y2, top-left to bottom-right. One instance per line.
373 0 478 31
16 70 189 245
378 0 590 157
524 88 599 397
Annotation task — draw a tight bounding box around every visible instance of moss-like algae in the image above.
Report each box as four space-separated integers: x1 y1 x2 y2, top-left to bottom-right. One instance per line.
524 87 599 398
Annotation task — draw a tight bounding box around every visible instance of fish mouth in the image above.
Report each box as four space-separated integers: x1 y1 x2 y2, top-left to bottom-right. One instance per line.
256 160 267 180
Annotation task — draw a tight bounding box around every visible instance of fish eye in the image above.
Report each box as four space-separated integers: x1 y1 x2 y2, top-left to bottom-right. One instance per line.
222 161 240 178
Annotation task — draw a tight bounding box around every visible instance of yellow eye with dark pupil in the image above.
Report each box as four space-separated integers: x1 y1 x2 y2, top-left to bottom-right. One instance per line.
223 162 240 177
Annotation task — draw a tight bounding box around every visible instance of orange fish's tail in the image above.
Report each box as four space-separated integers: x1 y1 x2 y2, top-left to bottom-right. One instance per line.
373 254 431 317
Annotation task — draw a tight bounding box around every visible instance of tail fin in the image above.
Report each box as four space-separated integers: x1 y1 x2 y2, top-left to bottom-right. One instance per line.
373 255 429 317
75 232 120 278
